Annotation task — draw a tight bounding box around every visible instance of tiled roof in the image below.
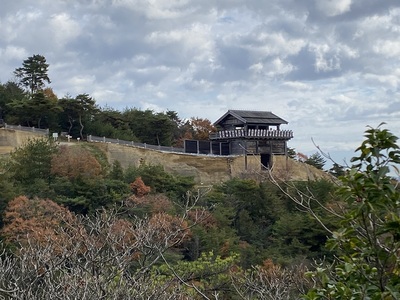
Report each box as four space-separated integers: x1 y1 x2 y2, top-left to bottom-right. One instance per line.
214 110 288 125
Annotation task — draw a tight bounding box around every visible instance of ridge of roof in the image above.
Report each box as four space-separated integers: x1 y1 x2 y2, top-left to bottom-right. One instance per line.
214 109 288 125
229 109 272 113
227 110 247 123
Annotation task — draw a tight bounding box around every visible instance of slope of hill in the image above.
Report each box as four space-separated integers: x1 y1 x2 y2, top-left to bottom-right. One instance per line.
0 128 333 184
69 140 335 184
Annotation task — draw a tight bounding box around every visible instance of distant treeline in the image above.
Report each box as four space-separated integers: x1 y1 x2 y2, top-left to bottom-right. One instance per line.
0 81 216 147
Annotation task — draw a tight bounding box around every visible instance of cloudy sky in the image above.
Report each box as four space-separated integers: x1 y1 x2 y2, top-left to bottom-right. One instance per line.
1 0 400 167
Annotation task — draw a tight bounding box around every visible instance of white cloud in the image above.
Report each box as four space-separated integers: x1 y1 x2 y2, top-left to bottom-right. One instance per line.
92 89 124 104
364 73 400 90
358 12 394 34
66 75 96 93
310 43 341 72
373 40 400 58
49 13 81 48
0 46 28 61
265 58 295 77
315 0 352 17
282 81 311 90
252 32 306 57
249 62 263 74
113 0 193 19
0 9 42 42
140 101 164 112
146 22 215 64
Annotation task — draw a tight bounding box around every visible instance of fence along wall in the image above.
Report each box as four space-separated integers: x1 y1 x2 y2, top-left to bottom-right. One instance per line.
1 126 226 156
87 135 185 153
2 126 184 153
2 125 263 158
4 124 49 135
184 140 230 155
1 125 330 183
3 124 234 157
88 135 232 156
0 126 48 151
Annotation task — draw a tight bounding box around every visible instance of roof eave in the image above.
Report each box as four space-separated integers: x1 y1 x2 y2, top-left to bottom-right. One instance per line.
213 110 289 126
213 110 247 126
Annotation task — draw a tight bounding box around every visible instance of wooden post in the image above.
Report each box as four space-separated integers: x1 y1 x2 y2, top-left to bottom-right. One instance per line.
284 140 288 172
244 140 248 170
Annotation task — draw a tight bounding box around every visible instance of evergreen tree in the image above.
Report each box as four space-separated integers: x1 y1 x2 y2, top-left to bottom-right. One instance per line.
305 152 326 170
287 147 296 159
328 162 346 177
8 138 58 186
14 55 50 95
0 81 26 121
76 93 98 139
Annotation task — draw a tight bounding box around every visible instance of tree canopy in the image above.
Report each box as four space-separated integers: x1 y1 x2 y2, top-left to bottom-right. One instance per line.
305 152 326 170
14 54 50 95
305 124 400 299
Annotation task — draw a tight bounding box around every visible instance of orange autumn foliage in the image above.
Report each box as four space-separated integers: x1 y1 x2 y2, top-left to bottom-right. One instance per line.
51 146 103 180
127 193 173 213
1 197 140 258
190 117 217 141
148 212 191 246
1 195 76 246
1 195 194 271
259 258 284 278
129 177 151 197
108 218 136 248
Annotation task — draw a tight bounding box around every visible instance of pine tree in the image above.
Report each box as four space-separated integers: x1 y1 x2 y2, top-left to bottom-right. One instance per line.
305 152 326 170
14 54 51 95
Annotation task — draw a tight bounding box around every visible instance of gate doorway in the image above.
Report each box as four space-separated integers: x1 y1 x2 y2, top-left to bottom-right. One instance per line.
260 154 271 170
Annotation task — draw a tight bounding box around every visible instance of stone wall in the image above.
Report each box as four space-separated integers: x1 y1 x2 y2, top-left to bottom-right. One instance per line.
91 142 332 184
93 142 235 184
0 129 333 184
0 128 46 154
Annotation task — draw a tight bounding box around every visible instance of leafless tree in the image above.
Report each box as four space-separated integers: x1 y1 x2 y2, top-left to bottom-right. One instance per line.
0 192 211 299
231 260 312 300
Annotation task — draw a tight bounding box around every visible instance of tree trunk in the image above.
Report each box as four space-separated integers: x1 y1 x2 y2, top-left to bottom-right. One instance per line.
68 117 73 134
156 133 160 146
79 114 84 139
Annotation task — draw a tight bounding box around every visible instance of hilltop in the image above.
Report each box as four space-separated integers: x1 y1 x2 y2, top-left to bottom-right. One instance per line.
0 127 333 184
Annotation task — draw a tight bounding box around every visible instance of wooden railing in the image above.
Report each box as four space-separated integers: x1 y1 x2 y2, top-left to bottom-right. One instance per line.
209 129 293 140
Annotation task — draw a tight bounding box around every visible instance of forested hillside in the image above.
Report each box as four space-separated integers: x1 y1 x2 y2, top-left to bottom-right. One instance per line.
0 124 399 299
0 55 399 299
0 136 333 297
